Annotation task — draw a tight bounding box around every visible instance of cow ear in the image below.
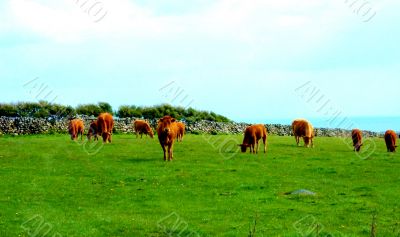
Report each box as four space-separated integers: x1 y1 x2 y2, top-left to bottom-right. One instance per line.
159 118 164 122
172 118 176 122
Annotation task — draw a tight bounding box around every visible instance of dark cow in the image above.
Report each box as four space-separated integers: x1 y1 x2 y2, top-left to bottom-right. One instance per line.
292 119 314 148
239 124 267 154
351 129 363 152
384 130 397 152
97 113 114 143
133 120 154 139
68 119 84 141
157 116 179 161
87 120 99 141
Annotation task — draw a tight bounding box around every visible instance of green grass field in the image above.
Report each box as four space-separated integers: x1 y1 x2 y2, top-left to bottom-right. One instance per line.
0 134 399 236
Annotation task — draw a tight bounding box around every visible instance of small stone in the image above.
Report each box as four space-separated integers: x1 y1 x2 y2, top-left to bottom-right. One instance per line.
285 189 316 196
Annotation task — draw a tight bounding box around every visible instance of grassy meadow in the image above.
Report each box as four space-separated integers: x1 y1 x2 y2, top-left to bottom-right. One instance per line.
0 134 399 236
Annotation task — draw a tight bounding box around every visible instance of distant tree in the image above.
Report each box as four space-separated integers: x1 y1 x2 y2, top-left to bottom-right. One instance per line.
98 102 113 114
0 103 18 117
76 104 102 116
0 102 231 122
16 102 42 117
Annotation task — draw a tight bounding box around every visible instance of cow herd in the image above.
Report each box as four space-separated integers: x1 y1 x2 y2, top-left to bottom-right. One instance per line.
351 128 398 153
68 114 398 161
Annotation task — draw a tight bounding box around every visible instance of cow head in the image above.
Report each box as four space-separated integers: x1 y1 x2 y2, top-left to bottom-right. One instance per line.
68 125 76 140
86 122 96 140
147 127 154 138
87 126 95 140
354 143 363 152
69 131 76 140
389 145 397 152
159 116 176 135
238 143 250 153
303 137 311 147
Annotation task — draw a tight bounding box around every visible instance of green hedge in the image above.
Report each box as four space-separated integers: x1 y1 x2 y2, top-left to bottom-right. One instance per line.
116 104 230 122
0 101 75 118
0 102 230 122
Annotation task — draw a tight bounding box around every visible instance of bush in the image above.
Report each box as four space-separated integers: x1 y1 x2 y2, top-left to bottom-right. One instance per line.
0 102 232 123
76 102 113 116
0 104 18 117
116 104 231 122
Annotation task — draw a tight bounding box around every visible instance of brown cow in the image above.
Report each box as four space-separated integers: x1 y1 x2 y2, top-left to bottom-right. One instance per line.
176 122 185 142
68 119 84 141
239 124 267 154
133 120 154 139
87 120 99 141
351 129 363 152
292 119 314 148
157 116 179 161
97 113 114 143
384 130 397 152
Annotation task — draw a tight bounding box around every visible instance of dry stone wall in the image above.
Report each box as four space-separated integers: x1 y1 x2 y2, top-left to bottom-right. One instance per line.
0 116 381 137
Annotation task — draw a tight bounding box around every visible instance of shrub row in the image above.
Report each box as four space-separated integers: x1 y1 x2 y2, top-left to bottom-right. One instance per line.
0 102 230 122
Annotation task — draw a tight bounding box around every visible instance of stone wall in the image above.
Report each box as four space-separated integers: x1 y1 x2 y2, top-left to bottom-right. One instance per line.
0 116 382 137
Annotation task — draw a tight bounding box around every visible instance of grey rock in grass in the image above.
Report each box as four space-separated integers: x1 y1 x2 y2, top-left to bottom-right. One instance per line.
286 189 316 196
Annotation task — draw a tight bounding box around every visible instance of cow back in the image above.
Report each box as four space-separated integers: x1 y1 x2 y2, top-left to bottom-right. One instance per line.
385 130 397 152
292 119 314 138
98 113 114 133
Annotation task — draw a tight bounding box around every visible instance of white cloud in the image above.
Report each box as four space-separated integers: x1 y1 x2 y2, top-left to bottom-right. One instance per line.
6 0 352 43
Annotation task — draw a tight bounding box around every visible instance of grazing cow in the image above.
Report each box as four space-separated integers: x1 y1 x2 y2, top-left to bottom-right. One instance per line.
292 119 314 148
176 122 185 142
239 124 267 154
68 119 84 141
384 130 397 152
87 120 99 141
97 113 114 143
157 116 179 161
133 120 154 139
351 129 363 152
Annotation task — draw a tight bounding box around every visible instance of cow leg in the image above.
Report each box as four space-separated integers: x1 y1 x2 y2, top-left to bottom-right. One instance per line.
263 136 267 153
171 144 174 160
102 133 107 143
108 133 112 143
168 144 174 161
256 141 259 154
161 145 167 161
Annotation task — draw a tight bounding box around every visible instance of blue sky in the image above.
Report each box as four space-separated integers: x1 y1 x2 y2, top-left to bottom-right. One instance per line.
0 0 399 130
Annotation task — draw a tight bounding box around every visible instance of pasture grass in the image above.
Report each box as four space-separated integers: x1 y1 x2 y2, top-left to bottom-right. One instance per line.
0 134 399 236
